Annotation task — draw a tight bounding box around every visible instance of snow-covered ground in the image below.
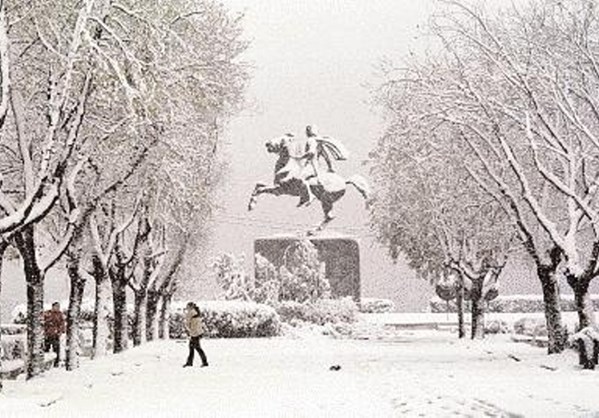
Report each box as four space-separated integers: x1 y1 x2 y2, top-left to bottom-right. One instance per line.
1 327 598 417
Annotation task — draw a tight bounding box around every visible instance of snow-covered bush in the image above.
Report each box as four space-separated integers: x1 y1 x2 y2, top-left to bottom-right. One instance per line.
169 301 281 339
77 324 95 358
11 304 27 324
1 335 26 361
276 297 358 326
488 296 546 314
569 326 599 370
275 301 307 325
79 299 98 322
212 253 254 301
11 299 98 323
11 298 124 324
278 240 329 303
1 324 26 336
513 317 547 337
359 298 396 313
484 319 509 334
254 253 281 305
11 299 117 357
322 321 355 338
216 241 331 306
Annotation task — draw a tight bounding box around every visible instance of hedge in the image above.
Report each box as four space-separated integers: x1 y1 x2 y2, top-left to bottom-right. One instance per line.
0 334 26 361
169 301 282 339
513 317 548 337
430 294 599 314
275 297 358 326
359 298 396 314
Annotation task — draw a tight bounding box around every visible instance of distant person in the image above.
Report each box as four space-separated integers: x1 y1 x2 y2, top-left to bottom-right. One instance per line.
183 302 209 368
43 302 65 367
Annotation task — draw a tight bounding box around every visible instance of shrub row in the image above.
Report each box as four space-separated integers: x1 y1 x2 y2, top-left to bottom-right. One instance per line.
430 294 599 313
484 319 510 334
11 299 99 324
1 324 26 336
513 317 548 337
1 334 26 361
275 297 358 326
359 298 396 314
169 301 282 339
7 297 359 344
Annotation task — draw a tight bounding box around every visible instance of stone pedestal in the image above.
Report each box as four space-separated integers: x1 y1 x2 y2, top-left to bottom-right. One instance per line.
254 235 360 301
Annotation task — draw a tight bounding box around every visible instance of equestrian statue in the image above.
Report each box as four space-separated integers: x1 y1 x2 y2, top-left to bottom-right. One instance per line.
248 125 370 234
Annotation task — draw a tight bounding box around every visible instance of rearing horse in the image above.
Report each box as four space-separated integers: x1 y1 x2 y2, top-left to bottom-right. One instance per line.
248 134 370 233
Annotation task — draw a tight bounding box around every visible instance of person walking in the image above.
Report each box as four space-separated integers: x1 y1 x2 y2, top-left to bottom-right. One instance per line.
183 302 209 368
43 302 66 367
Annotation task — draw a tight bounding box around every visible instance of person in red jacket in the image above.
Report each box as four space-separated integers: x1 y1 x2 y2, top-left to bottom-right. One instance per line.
43 302 66 367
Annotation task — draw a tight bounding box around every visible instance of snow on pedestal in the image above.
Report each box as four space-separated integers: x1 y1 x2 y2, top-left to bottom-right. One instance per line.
254 234 361 301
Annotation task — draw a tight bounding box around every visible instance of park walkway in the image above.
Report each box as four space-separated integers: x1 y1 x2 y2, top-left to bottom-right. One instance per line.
1 330 597 417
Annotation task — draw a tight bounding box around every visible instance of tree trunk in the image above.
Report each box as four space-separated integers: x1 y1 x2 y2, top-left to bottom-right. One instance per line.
456 280 465 339
0 255 2 392
132 290 147 346
66 252 85 371
0 242 8 391
539 266 567 354
111 276 129 353
158 293 172 340
15 228 45 379
467 275 485 340
146 290 160 342
470 296 485 339
92 256 111 358
573 281 596 330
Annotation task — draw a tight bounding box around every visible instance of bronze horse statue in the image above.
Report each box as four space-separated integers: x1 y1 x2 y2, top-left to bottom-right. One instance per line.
248 134 370 234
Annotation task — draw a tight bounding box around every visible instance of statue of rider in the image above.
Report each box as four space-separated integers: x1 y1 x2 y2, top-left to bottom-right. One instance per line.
304 125 335 173
296 125 348 206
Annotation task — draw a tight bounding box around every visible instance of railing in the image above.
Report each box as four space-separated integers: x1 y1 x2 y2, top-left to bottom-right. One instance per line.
1 323 57 379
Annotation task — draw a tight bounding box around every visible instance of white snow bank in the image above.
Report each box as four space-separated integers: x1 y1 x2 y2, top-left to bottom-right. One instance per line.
1 329 599 417
0 393 43 417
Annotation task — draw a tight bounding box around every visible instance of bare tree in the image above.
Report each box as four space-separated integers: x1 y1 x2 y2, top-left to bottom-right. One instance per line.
435 0 599 332
370 0 599 352
369 115 512 338
0 0 247 377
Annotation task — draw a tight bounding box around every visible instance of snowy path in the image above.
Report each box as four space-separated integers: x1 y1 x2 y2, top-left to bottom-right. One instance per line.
1 331 598 417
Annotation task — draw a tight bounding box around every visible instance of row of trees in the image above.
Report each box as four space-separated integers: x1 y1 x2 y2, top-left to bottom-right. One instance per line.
0 0 248 384
370 0 599 352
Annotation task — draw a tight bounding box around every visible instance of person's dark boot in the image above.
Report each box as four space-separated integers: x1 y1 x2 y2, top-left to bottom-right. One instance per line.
183 363 192 368
201 363 208 367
